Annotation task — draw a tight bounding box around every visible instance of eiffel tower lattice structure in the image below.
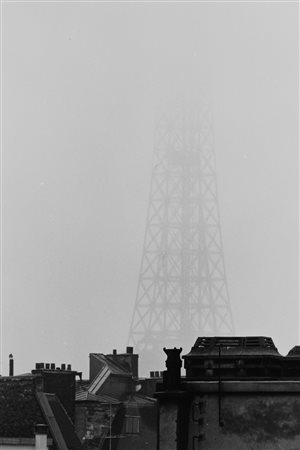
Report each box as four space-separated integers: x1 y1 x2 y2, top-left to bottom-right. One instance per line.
128 102 234 372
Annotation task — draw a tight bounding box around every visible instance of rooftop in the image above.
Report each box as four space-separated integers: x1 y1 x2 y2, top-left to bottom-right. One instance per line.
185 336 280 358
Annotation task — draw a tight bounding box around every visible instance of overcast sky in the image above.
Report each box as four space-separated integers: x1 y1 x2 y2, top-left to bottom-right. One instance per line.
2 1 299 377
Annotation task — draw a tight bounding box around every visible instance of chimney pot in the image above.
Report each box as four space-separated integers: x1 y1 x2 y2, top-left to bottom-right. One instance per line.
35 424 48 450
150 371 155 378
40 363 45 369
51 363 55 370
61 364 66 371
67 364 72 371
126 346 133 354
9 354 14 377
113 349 117 355
45 363 50 370
155 371 159 377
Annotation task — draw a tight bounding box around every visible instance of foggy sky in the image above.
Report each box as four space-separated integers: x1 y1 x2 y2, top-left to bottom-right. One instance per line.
2 1 299 377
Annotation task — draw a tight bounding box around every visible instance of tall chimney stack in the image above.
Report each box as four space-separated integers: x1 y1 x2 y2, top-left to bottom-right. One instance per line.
9 354 14 377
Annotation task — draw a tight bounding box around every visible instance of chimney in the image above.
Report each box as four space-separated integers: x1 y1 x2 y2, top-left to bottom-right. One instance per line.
31 362 80 423
9 354 14 377
124 347 138 377
35 424 48 449
113 349 117 355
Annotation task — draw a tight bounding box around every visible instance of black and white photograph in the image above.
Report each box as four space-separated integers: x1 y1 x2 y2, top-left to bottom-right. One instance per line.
0 0 299 448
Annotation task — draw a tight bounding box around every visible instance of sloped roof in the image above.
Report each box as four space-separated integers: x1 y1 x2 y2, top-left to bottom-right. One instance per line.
91 354 131 376
89 365 111 394
76 387 120 404
10 373 35 377
89 354 131 395
36 392 82 450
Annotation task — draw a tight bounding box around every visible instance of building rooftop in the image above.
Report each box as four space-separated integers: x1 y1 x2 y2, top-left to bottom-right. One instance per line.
185 336 280 357
182 336 300 380
76 386 120 404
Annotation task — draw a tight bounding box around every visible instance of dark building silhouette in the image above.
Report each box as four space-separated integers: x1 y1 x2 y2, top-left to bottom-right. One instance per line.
0 363 82 449
155 336 300 450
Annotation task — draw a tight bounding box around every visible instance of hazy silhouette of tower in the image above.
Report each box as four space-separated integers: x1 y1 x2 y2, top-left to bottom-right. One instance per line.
128 100 234 373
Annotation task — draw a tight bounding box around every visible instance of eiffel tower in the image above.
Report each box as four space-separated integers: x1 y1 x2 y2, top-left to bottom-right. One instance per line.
128 101 234 374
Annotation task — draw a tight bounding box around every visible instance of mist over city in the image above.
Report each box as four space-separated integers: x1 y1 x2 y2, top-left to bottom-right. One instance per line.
2 2 298 380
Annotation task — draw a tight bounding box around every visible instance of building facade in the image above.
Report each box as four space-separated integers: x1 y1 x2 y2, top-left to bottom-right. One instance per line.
155 337 300 450
75 347 157 450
